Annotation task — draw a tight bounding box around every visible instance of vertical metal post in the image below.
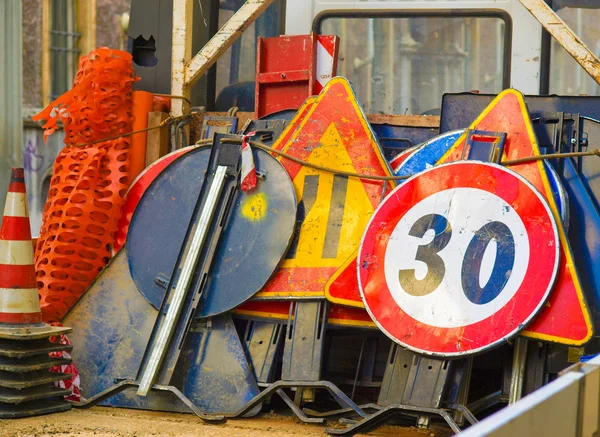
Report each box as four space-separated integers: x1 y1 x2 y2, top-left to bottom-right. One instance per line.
282 301 328 403
137 166 229 395
171 0 193 118
518 0 600 86
509 337 528 404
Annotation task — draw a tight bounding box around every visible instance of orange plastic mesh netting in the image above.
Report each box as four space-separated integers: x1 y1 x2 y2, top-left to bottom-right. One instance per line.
33 48 138 323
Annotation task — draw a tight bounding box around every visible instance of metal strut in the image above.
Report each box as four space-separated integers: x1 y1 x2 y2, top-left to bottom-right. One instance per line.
227 380 367 424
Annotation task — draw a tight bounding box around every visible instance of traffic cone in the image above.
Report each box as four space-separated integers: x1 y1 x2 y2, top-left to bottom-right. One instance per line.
0 168 43 325
0 168 73 418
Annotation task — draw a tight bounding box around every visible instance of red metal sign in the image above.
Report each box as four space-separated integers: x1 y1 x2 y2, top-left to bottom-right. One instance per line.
255 34 339 118
255 76 394 300
360 161 560 357
439 89 593 345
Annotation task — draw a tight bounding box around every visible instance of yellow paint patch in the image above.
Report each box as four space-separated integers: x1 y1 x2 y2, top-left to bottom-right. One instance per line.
241 193 269 222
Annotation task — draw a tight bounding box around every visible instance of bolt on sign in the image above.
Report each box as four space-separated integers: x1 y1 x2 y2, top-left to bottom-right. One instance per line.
254 77 395 299
359 161 560 357
437 89 593 345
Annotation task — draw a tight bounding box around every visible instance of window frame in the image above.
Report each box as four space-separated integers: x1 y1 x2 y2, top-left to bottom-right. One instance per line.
41 0 96 107
312 9 513 102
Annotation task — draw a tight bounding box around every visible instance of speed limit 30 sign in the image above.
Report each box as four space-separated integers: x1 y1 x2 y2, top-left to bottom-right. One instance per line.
359 161 560 357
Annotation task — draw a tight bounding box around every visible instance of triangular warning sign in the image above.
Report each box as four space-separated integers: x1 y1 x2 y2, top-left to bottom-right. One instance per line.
268 96 317 152
256 77 395 299
326 252 364 308
327 89 594 346
438 89 592 345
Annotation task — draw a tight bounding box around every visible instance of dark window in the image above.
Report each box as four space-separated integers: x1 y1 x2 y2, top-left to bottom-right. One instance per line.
50 0 81 99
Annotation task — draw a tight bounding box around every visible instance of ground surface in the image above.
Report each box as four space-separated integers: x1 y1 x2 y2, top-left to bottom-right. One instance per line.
0 407 453 437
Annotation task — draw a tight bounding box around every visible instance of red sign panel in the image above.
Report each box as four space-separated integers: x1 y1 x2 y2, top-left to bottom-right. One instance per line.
439 89 593 345
359 161 559 357
255 34 339 118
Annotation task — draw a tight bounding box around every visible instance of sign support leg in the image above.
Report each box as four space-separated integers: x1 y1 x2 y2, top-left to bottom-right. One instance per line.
230 301 367 423
326 343 477 435
509 337 529 404
243 321 284 385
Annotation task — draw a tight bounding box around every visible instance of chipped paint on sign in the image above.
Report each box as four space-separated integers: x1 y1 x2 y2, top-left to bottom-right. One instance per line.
438 89 593 345
255 77 394 299
359 161 560 357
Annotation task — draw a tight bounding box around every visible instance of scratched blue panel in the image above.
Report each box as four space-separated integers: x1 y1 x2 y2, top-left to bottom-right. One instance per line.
563 158 600 328
182 315 260 414
394 130 465 177
127 146 297 318
63 254 260 414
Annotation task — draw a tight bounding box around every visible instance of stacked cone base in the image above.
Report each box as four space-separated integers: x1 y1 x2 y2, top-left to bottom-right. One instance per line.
0 331 73 418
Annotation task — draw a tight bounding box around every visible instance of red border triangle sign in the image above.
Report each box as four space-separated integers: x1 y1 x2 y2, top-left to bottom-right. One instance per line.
255 77 395 299
438 89 593 345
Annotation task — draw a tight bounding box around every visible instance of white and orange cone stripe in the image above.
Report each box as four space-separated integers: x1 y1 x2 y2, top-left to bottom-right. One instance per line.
315 35 340 94
240 131 257 192
0 168 42 325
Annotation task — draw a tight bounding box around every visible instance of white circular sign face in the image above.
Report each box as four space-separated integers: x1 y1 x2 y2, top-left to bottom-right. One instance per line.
383 187 530 328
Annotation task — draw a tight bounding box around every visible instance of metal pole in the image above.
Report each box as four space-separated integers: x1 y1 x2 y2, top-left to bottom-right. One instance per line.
171 0 193 117
137 165 229 396
518 0 600 86
508 337 528 404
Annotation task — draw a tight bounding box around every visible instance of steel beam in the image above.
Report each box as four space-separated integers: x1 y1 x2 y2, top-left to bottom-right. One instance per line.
519 0 600 86
185 0 276 89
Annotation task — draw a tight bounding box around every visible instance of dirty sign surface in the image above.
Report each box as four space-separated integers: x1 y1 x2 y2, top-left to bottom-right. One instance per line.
359 161 559 357
326 130 464 308
439 89 593 345
255 34 339 118
256 76 394 299
126 146 296 318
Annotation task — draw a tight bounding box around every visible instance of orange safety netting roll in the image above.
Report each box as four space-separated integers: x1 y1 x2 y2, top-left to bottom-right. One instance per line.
32 48 138 323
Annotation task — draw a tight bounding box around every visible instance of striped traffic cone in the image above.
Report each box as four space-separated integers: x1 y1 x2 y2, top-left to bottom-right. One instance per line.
0 168 73 418
0 168 43 325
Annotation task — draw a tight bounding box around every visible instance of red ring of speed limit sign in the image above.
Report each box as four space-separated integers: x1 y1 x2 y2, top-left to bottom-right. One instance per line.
358 161 560 357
